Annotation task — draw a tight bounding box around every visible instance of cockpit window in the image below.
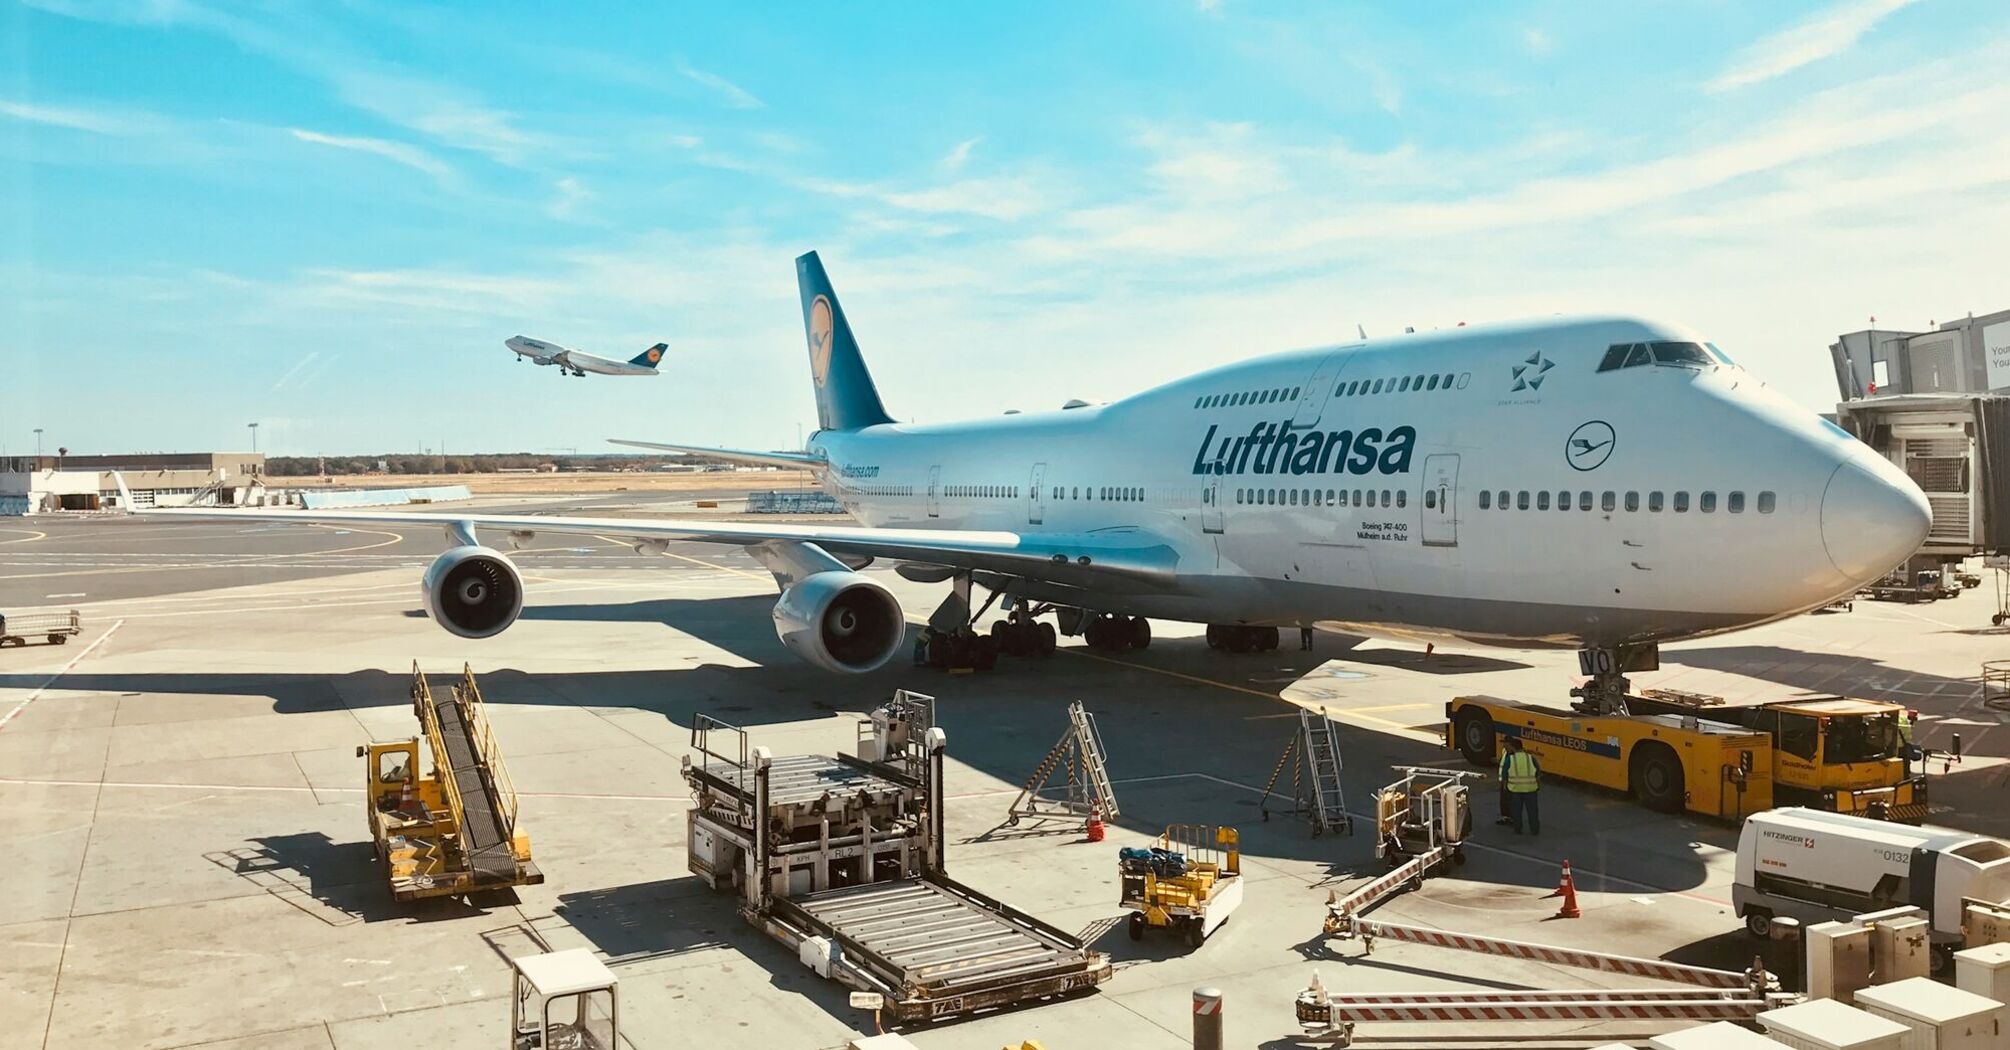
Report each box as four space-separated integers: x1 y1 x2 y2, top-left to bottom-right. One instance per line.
1650 341 1715 367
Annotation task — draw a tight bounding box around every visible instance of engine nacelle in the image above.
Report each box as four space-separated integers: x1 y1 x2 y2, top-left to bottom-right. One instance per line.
421 545 525 639
772 571 904 674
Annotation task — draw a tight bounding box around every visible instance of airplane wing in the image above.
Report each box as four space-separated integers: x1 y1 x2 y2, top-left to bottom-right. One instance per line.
142 503 1182 589
609 439 824 470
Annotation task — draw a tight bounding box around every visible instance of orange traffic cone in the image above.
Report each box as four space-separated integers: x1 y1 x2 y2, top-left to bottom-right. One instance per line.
1549 859 1581 918
1086 802 1106 842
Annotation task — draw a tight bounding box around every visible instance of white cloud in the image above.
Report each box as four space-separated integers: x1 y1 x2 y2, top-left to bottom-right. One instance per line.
548 177 591 221
0 98 139 134
679 64 765 109
1710 0 1922 92
941 137 981 173
287 127 451 179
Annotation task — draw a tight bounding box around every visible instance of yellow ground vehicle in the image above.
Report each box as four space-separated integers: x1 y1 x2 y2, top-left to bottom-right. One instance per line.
1623 690 1927 822
1120 825 1244 947
1446 695 1773 820
359 663 541 900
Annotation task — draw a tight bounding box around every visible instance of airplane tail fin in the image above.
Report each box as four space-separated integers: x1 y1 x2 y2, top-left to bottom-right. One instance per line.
628 343 668 368
796 251 893 431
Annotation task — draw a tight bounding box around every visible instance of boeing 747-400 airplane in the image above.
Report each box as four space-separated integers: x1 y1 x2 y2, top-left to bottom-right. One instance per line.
507 335 665 377
154 252 1930 706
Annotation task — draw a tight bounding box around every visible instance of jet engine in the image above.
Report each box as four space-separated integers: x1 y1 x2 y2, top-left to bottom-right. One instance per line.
421 545 525 639
771 571 904 674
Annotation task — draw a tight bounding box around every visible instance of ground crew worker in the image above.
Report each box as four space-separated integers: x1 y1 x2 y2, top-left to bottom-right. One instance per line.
1500 736 1541 836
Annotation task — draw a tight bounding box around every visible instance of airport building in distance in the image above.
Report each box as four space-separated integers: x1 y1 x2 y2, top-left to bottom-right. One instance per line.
0 451 267 514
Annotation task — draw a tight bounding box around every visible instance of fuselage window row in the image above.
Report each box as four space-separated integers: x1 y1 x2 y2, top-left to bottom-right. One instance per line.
1475 488 1777 514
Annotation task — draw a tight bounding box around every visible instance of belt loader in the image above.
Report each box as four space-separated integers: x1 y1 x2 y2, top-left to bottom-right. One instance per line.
681 691 1111 1024
358 663 541 900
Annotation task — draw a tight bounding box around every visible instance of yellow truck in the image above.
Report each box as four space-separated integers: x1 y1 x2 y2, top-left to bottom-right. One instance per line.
1446 695 1773 821
358 663 541 900
1622 691 1928 822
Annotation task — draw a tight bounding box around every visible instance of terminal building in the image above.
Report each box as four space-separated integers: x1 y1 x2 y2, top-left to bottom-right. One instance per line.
0 452 268 515
1827 309 2010 567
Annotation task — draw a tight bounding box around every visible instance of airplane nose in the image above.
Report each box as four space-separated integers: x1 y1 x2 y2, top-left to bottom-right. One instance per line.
1819 458 1932 581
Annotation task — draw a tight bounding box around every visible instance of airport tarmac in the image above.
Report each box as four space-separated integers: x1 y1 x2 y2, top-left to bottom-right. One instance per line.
1 510 2006 1049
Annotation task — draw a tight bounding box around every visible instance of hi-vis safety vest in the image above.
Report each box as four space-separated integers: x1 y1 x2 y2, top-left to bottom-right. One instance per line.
1503 752 1541 793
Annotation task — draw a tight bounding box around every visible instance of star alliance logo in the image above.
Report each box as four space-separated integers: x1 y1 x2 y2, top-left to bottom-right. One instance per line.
1511 352 1554 392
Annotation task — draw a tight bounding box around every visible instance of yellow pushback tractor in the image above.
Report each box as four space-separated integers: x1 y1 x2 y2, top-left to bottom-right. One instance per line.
1624 690 1929 822
1119 825 1244 948
1446 694 1773 821
358 663 541 900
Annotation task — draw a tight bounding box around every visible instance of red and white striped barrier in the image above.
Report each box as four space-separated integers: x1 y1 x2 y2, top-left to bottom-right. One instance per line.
1309 997 1769 1024
1338 918 1761 990
1323 988 1752 1004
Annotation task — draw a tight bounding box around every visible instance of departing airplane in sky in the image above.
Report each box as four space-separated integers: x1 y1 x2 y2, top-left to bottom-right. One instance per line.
506 335 666 377
155 252 1930 702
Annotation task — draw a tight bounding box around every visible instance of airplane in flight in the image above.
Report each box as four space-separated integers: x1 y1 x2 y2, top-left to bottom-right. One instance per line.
154 252 1930 706
506 335 666 377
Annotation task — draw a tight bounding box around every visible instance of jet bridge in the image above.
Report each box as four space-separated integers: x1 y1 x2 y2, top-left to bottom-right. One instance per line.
680 691 1111 1023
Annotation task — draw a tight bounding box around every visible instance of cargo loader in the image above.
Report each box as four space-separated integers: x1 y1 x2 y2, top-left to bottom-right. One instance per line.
680 691 1111 1024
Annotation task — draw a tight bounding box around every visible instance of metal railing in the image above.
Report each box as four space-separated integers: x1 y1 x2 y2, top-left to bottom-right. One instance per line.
455 664 521 839
411 664 467 835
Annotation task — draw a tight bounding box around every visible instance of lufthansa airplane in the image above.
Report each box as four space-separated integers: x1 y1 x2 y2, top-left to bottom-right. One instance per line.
156 252 1930 691
506 335 666 377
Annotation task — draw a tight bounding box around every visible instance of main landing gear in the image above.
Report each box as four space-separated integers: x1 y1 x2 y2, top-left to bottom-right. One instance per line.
914 574 1060 672
1082 613 1150 652
1205 624 1279 654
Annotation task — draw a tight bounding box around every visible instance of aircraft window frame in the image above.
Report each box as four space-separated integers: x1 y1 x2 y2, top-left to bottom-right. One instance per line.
1625 491 1639 512
1537 491 1550 511
1728 491 1745 513
1673 491 1690 513
1602 491 1616 512
1758 491 1776 514
1700 491 1717 513
1650 341 1714 368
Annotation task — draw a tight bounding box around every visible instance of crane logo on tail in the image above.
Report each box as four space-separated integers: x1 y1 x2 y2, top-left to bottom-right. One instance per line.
809 295 834 387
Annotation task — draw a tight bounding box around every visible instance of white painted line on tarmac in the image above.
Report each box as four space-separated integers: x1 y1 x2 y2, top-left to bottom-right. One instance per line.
0 619 124 732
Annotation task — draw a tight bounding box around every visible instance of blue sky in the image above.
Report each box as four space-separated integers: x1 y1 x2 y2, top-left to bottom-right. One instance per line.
4 0 2007 456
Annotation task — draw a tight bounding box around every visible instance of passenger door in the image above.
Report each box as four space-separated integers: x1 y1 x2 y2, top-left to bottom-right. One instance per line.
1421 453 1459 547
1291 352 1344 428
1027 462 1047 525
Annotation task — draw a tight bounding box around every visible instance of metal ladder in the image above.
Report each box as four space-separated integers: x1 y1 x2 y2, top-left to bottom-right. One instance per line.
1260 707 1352 836
1006 701 1119 826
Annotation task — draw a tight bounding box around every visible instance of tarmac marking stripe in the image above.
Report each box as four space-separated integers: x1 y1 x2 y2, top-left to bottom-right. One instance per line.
0 619 124 732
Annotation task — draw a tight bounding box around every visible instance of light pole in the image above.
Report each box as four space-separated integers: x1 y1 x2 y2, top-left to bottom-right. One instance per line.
247 422 259 454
